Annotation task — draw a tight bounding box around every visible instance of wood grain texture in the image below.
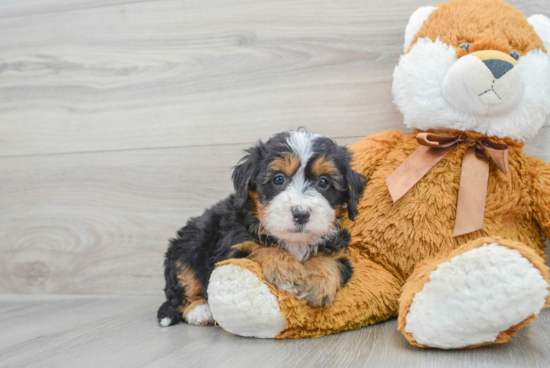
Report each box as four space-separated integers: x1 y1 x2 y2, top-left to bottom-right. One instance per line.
0 137 354 295
0 294 549 368
0 0 547 157
0 0 145 20
0 143 240 295
0 0 406 156
0 0 549 296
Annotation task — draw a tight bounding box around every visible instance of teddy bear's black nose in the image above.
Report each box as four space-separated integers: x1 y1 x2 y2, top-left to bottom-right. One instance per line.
483 59 514 79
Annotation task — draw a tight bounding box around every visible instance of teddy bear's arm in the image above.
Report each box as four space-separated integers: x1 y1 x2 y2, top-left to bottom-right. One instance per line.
349 130 403 179
529 156 550 240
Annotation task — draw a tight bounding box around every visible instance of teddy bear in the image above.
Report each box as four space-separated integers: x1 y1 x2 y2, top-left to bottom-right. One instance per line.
205 0 550 349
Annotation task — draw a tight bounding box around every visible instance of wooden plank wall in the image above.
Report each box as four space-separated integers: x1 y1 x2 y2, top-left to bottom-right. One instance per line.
1 0 549 295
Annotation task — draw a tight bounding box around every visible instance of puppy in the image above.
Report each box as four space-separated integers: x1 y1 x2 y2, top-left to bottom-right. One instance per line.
157 129 366 327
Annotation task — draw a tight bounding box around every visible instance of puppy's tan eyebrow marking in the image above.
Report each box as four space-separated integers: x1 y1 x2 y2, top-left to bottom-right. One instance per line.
269 154 300 177
311 156 337 177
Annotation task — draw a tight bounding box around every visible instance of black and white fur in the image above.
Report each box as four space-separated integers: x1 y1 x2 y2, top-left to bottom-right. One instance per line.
157 129 366 327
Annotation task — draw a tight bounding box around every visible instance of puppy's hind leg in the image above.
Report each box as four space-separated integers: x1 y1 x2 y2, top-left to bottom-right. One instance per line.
158 301 181 327
158 260 215 326
157 258 185 327
176 262 214 326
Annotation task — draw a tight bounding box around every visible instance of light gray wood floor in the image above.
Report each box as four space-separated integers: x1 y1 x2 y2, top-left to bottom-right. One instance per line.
1 294 549 368
1 0 550 367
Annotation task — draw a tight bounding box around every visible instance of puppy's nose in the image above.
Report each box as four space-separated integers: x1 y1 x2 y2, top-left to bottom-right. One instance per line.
291 207 310 225
483 59 514 79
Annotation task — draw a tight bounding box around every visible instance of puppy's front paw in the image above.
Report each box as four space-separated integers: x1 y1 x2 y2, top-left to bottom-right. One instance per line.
262 259 306 294
231 241 261 258
300 279 338 307
300 256 342 307
250 248 306 294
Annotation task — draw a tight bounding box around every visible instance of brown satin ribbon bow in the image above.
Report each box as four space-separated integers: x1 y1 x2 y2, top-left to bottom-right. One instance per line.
386 132 510 237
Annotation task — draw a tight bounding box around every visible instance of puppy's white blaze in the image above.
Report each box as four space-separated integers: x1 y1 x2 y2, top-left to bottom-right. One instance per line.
286 130 320 165
159 317 172 327
393 37 550 141
285 129 319 196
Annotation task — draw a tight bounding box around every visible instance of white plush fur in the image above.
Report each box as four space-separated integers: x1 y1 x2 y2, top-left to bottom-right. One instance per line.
403 6 437 53
393 37 550 141
159 317 172 327
442 54 524 116
529 14 550 51
207 264 286 338
185 303 214 326
405 243 549 349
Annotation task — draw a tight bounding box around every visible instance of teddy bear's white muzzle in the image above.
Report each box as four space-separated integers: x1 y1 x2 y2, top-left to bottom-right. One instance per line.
442 53 525 117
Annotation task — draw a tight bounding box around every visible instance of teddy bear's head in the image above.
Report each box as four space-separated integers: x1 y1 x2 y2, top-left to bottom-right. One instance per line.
392 0 550 141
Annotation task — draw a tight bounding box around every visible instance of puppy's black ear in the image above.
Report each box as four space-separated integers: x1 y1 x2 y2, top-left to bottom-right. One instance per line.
232 142 263 208
232 157 254 208
344 164 366 221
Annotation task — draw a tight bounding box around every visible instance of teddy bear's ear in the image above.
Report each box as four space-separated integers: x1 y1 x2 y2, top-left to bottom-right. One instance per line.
528 14 550 51
403 6 437 53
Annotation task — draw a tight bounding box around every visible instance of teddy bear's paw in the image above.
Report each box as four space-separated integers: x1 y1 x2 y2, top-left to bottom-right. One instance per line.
404 243 549 349
207 264 286 338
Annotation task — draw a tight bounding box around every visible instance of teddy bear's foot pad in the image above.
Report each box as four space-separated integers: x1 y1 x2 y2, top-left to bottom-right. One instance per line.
207 264 286 338
404 243 549 349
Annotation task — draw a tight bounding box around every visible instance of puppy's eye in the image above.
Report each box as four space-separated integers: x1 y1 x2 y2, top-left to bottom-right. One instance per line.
318 177 330 189
510 50 521 60
458 42 470 52
273 175 285 186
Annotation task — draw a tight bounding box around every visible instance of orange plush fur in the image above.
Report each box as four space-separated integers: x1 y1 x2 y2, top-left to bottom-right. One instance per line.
211 0 550 346
409 0 546 55
218 129 550 339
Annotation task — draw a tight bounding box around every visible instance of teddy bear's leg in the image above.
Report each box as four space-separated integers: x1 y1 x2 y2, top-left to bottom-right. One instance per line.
206 259 287 338
399 237 550 349
207 247 402 338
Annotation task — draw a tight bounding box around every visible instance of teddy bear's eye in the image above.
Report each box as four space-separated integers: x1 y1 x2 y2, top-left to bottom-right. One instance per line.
510 50 521 60
458 42 470 52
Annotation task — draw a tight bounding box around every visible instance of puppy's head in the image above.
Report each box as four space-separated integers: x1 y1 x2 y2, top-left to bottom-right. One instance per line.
232 129 365 245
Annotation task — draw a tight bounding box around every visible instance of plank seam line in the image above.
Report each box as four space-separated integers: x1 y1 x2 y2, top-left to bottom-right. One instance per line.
0 0 161 22
0 136 366 159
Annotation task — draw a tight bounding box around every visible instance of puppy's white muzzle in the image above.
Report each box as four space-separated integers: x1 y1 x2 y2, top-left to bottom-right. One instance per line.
263 184 336 246
442 51 525 117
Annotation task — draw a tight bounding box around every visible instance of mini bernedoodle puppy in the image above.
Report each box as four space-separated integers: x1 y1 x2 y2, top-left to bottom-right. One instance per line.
157 129 366 327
